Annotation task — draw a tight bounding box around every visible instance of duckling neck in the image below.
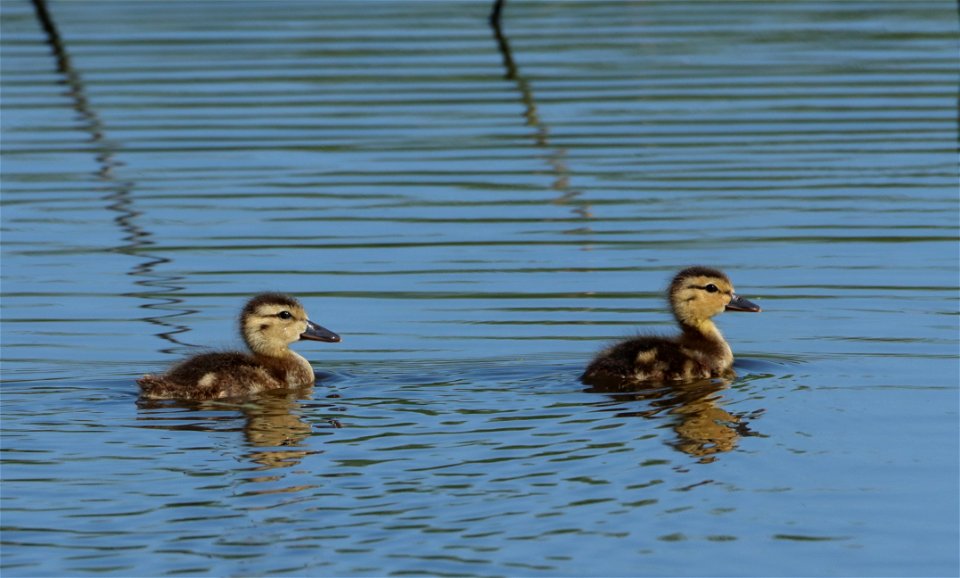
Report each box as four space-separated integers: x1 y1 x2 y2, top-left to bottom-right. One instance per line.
677 318 733 369
246 341 315 387
243 334 289 359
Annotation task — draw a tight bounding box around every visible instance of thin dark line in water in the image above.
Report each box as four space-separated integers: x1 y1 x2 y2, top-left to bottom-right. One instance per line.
29 0 195 353
490 2 592 225
489 0 506 27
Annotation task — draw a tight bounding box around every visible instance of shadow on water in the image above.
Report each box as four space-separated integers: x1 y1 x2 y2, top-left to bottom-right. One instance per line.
489 1 593 224
584 375 767 463
29 0 195 353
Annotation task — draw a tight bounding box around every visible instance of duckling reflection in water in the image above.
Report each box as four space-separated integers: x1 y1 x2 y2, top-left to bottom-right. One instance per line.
582 267 761 387
241 389 328 472
137 388 341 472
138 293 340 401
588 377 765 463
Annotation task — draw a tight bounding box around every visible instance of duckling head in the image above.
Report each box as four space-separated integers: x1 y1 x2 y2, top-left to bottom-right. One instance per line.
668 266 761 330
240 293 340 357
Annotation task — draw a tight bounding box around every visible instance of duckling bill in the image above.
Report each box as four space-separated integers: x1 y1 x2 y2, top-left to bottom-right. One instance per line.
138 293 340 400
582 267 760 386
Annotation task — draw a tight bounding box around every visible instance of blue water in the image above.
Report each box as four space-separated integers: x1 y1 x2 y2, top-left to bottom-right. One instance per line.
2 1 958 576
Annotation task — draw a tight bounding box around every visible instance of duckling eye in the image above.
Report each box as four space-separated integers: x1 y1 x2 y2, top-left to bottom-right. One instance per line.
705 284 719 293
277 311 293 320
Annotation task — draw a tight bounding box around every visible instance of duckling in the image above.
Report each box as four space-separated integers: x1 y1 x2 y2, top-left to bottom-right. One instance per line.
582 266 760 386
138 293 340 400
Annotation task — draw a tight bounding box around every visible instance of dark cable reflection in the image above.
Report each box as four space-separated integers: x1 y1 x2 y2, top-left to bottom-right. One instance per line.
584 378 765 463
29 0 195 353
489 0 506 27
489 2 593 223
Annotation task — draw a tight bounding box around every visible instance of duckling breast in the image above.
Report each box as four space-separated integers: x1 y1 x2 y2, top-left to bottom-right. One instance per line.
282 351 316 388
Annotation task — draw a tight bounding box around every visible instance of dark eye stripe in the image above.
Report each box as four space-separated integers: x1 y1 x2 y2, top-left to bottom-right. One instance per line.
689 284 725 294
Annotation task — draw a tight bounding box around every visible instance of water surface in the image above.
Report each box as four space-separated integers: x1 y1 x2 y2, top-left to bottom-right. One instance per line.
2 1 958 576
